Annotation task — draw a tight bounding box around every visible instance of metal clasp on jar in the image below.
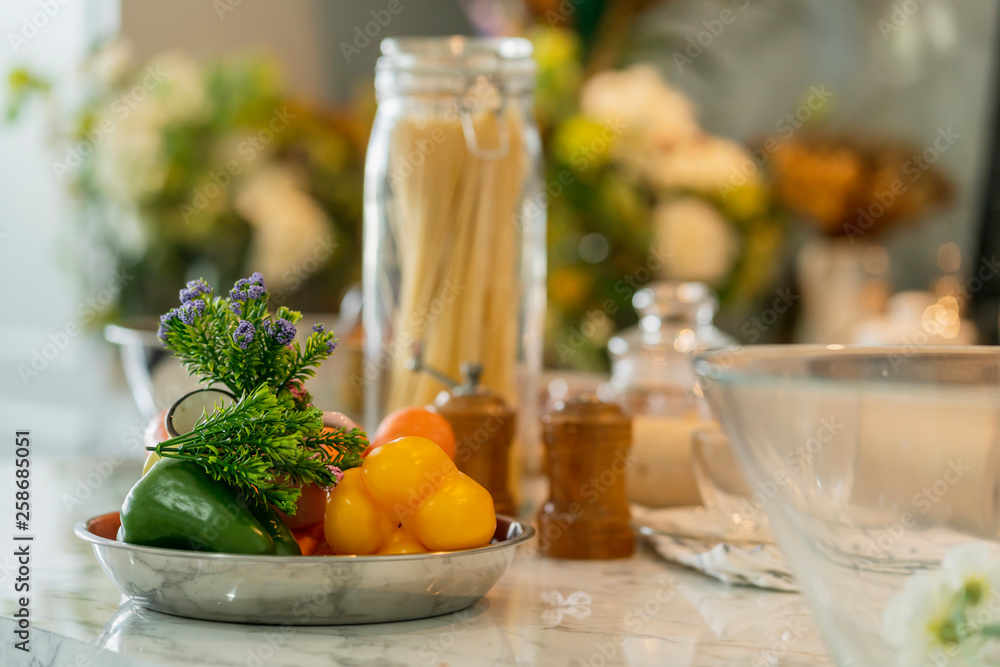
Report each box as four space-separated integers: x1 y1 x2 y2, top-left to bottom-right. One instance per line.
458 73 510 160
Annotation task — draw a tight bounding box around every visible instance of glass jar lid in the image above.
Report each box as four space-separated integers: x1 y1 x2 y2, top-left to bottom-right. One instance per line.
375 36 535 98
608 281 734 362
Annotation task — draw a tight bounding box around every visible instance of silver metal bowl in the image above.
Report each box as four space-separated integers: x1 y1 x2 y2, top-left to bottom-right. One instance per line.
76 512 533 625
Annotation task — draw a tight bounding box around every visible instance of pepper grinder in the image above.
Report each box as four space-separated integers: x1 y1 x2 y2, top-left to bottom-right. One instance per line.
537 394 634 559
434 362 517 516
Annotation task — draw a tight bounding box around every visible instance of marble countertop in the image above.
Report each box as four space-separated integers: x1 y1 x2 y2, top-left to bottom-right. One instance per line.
0 458 833 666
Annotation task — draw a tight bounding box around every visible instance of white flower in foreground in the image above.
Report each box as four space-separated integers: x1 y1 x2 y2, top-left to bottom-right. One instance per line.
653 197 739 285
580 64 699 149
883 542 1000 667
942 542 1000 600
884 570 966 666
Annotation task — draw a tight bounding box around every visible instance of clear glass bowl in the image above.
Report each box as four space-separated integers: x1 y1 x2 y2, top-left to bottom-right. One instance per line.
691 429 771 540
695 345 1000 667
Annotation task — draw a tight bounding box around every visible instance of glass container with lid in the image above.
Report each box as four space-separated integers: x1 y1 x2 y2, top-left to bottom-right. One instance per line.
362 37 545 455
605 281 735 507
606 281 734 417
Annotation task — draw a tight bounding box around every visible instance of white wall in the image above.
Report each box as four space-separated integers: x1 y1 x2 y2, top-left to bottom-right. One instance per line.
0 0 140 457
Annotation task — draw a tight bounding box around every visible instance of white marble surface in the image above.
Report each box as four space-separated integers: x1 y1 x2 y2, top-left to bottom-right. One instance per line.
0 459 833 666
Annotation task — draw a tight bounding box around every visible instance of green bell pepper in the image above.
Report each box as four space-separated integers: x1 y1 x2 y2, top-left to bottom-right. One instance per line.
121 458 277 555
249 501 302 556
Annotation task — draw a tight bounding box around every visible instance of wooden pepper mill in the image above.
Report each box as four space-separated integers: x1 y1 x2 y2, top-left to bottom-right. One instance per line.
537 394 634 559
434 362 517 516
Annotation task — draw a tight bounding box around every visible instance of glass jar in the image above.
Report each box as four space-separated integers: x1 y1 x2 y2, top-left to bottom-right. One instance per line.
362 37 545 452
604 281 735 507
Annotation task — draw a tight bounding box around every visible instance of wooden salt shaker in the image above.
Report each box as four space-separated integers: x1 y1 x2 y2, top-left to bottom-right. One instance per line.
434 363 517 516
537 394 634 559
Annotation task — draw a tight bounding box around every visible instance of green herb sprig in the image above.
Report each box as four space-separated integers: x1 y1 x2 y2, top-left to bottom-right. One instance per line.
149 385 366 513
152 273 367 513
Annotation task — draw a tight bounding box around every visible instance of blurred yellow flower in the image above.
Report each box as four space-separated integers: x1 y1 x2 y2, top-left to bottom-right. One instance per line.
529 26 579 71
552 115 614 172
549 266 592 310
722 182 770 221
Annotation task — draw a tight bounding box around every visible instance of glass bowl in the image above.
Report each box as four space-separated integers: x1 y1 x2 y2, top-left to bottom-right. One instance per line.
691 429 771 540
695 345 1000 667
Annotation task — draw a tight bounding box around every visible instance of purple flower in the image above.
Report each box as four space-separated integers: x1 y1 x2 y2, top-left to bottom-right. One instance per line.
264 318 296 346
160 309 180 325
229 278 250 301
158 308 180 341
325 339 338 354
233 320 255 349
229 301 243 317
230 274 267 301
312 324 325 334
178 299 206 325
179 278 212 304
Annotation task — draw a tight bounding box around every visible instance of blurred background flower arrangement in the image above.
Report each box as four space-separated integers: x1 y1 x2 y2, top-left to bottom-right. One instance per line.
530 24 785 370
6 2 964 370
7 42 367 321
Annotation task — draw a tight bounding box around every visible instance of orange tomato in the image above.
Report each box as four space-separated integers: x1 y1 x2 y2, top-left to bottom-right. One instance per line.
361 436 457 521
276 481 328 530
367 407 456 459
376 528 428 555
322 438 495 556
410 471 496 551
324 468 395 555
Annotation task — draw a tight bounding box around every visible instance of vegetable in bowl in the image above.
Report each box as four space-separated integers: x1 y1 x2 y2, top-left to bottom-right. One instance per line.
120 272 368 554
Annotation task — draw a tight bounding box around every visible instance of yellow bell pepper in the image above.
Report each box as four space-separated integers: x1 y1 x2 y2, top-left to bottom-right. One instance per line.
324 436 496 555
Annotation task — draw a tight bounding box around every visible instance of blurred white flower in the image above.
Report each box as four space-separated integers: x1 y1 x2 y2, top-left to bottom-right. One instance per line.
95 99 168 203
93 50 211 204
941 542 1000 594
653 197 739 284
883 542 1000 667
146 51 208 123
85 40 133 87
884 569 967 666
236 166 333 291
642 135 757 195
580 64 698 150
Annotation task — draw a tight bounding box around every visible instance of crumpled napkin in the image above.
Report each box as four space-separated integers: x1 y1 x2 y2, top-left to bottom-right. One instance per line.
633 506 798 593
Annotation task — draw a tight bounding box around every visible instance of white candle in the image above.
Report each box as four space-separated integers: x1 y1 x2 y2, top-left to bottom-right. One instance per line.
627 413 716 507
